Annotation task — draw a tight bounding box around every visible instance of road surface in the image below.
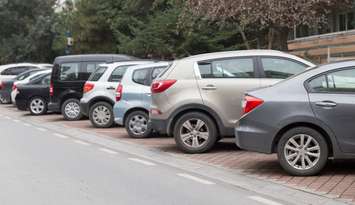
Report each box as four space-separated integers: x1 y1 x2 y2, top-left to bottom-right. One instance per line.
0 113 288 205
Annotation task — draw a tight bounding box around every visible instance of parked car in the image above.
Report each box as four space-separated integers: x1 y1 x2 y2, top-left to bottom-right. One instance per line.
11 69 52 104
0 63 51 81
235 60 355 176
49 54 138 121
113 62 169 138
150 50 315 154
15 72 52 115
0 69 44 104
80 60 154 128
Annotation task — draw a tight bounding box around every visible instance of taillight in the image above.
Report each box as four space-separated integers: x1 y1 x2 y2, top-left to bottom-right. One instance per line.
116 84 123 101
242 95 264 115
12 84 17 91
49 82 54 96
151 79 177 94
0 82 3 90
83 82 95 93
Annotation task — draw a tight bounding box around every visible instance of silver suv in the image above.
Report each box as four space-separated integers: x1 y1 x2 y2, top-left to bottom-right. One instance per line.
150 50 315 154
80 61 152 128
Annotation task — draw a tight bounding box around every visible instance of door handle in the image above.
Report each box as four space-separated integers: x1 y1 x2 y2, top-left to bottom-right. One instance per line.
106 87 115 90
202 85 217 90
315 101 337 108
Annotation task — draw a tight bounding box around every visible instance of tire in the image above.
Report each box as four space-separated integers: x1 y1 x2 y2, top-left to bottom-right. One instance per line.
277 127 329 176
61 98 83 121
89 102 114 128
28 97 48 115
125 110 152 138
174 112 217 154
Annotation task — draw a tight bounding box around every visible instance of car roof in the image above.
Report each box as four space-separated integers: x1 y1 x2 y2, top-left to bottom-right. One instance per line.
0 63 38 69
54 54 138 63
100 60 155 68
181 50 315 67
124 62 170 72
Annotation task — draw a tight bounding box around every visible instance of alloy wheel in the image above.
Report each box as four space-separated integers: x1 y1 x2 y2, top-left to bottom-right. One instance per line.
128 114 148 135
284 134 321 170
65 102 80 119
30 98 45 114
179 118 209 148
92 105 111 126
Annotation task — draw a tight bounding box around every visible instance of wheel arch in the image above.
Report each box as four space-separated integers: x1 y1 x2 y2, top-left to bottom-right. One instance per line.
88 96 115 110
123 107 149 126
167 104 225 137
272 122 334 157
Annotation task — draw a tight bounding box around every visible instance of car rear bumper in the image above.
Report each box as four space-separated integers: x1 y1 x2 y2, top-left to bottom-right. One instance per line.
150 118 168 135
235 122 276 154
48 102 60 112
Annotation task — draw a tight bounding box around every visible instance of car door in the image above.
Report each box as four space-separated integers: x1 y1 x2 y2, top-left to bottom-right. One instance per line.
259 56 309 87
35 74 51 101
196 57 260 128
307 68 355 153
105 65 131 102
133 68 151 103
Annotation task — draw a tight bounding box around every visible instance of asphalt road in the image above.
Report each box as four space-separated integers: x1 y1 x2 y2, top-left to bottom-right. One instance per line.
0 113 289 205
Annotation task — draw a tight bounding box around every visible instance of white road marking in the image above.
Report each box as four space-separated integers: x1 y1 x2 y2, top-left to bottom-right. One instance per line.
99 148 118 155
248 196 284 205
73 140 90 146
23 123 31 127
35 127 47 132
54 133 69 139
13 119 20 123
128 158 156 166
177 173 215 185
4 116 11 120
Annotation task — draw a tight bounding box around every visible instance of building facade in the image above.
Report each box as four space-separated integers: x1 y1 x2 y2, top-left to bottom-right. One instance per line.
288 5 355 63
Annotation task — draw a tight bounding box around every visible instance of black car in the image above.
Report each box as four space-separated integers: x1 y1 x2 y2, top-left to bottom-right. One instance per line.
49 54 138 121
15 72 51 115
0 69 43 104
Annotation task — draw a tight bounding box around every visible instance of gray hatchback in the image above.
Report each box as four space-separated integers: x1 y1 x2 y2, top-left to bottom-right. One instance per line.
235 60 355 176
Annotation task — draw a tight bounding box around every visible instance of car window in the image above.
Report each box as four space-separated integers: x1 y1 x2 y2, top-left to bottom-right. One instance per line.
308 68 355 93
308 75 328 92
59 63 80 81
1 66 32 75
41 75 51 85
88 66 107 81
261 57 308 79
133 68 150 86
152 66 167 80
16 70 39 80
198 58 255 78
109 65 131 82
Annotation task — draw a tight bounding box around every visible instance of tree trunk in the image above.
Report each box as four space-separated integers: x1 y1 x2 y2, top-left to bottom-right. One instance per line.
277 27 290 51
237 24 250 49
268 27 274 49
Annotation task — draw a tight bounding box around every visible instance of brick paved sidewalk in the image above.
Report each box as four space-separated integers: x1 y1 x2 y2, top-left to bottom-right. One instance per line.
4 106 355 204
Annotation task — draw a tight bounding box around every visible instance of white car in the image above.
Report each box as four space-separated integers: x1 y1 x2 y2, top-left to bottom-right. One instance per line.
80 60 153 128
0 63 52 81
11 69 52 104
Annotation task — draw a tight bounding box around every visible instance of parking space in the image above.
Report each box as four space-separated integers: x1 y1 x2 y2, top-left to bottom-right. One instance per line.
2 105 355 204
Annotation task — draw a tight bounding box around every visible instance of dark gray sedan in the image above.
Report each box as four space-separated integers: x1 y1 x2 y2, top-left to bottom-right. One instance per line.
235 60 355 176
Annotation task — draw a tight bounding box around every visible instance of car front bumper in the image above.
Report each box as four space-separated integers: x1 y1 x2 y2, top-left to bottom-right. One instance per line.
80 100 90 117
15 99 27 111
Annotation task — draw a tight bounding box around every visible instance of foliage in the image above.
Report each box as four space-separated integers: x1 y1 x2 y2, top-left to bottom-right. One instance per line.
185 0 354 50
0 0 57 64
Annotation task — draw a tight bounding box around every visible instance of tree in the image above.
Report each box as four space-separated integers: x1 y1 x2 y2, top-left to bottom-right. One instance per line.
185 0 353 50
0 0 57 64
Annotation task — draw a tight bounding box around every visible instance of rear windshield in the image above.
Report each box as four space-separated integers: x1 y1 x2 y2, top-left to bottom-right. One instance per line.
59 63 80 81
88 66 107 81
16 70 39 81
